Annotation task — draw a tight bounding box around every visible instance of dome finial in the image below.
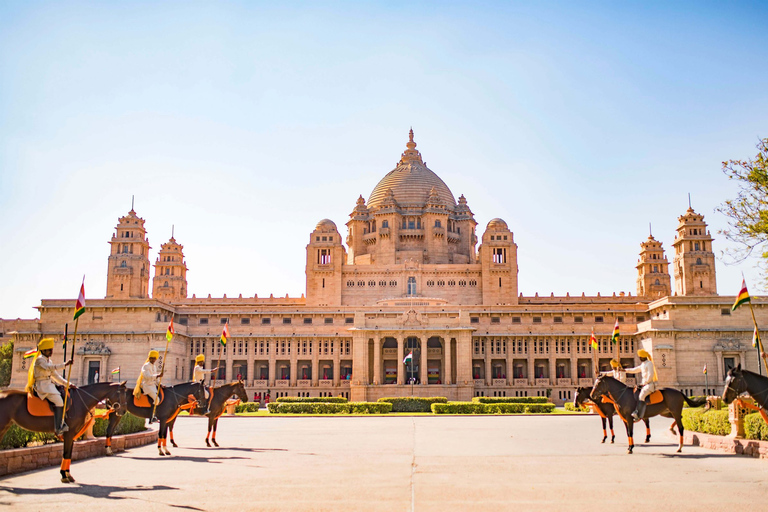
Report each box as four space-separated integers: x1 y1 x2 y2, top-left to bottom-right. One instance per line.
406 128 417 151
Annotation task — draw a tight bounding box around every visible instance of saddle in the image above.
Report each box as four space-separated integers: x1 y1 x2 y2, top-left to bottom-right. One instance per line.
134 387 164 408
27 394 54 417
634 389 663 405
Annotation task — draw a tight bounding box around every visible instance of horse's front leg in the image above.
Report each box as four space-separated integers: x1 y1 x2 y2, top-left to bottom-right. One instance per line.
211 417 219 447
105 413 120 456
205 415 213 447
168 417 178 448
643 418 651 443
60 434 76 483
161 419 172 456
607 412 615 444
672 410 685 453
625 413 635 454
600 416 607 443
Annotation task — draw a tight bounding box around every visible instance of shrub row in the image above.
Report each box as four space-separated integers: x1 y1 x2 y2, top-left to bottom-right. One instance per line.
267 402 392 414
681 408 730 436
235 402 262 413
431 402 556 414
472 397 549 404
275 397 348 404
564 402 589 413
92 412 146 437
744 412 768 441
377 397 448 412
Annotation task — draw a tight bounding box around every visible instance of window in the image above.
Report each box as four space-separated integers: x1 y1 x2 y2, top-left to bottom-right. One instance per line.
470 317 479 324
533 317 542 323
318 249 331 265
199 318 208 325
220 318 228 325
458 280 466 287
347 280 354 287
636 315 646 322
512 317 521 323
283 318 292 324
368 280 376 287
469 280 477 286
324 318 333 324
724 357 736 378
721 309 731 316
179 317 188 326
554 317 562 323
437 280 445 286
345 317 354 324
262 318 271 325
427 280 435 287
618 316 624 322
696 258 702 265
357 280 365 287
448 280 455 286
382 220 389 228
304 318 312 324
595 316 604 323
695 242 700 251
435 220 441 227
241 318 250 325
491 317 500 324
389 280 397 286
493 248 506 263
407 277 417 296
379 280 386 286
575 316 583 323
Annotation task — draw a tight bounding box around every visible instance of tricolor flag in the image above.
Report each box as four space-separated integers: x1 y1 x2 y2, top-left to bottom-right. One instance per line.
220 322 229 346
166 318 174 342
74 278 86 320
732 279 751 311
403 352 413 364
23 349 38 359
753 326 760 349
611 319 620 345
703 364 707 375
590 329 598 351
111 367 120 375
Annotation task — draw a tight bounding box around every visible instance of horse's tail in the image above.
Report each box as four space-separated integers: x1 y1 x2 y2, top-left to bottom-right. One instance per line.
682 394 707 408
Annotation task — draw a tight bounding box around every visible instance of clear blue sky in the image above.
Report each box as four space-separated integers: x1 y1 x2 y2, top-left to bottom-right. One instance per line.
1 2 767 318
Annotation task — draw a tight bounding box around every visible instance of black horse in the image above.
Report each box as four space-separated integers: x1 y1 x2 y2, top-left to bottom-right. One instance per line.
591 376 706 454
0 382 128 483
574 386 652 444
105 381 206 456
723 364 768 418
166 380 249 447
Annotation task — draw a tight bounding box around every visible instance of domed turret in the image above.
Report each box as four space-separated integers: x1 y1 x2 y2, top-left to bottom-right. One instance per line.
487 218 508 231
315 219 337 232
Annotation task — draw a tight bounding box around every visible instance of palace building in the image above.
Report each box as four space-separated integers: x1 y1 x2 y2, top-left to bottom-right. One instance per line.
5 131 766 404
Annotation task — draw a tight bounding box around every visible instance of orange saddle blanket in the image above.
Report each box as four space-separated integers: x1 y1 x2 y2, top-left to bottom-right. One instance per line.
27 394 54 417
134 388 164 408
647 390 663 405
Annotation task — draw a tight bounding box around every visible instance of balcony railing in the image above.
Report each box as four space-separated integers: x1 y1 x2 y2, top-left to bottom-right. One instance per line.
275 379 289 387
535 378 550 386
492 379 506 386
513 378 528 386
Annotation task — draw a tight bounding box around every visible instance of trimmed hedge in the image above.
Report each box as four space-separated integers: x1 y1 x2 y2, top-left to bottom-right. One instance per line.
682 408 730 436
92 412 146 437
235 402 262 413
377 397 448 412
431 401 557 414
267 402 392 414
472 397 549 404
275 397 348 404
1 426 58 449
564 402 590 413
744 412 768 441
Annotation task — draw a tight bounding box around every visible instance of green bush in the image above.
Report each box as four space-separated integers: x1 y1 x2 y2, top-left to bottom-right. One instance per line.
92 412 146 437
267 402 391 414
0 425 58 449
431 402 487 414
524 403 556 414
485 403 525 414
744 412 768 441
235 402 262 413
472 397 549 404
0 340 13 387
377 397 448 412
275 397 348 403
564 402 589 413
682 408 730 436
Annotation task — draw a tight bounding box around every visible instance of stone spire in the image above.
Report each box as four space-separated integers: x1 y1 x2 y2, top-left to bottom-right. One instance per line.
400 128 424 164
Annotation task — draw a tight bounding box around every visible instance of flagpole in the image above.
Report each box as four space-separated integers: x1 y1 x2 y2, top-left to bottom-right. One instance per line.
747 300 767 375
153 324 173 420
704 365 708 395
61 316 78 431
615 318 620 369
62 323 68 380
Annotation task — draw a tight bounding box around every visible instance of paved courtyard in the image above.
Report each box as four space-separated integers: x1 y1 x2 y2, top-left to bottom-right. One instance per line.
1 414 768 511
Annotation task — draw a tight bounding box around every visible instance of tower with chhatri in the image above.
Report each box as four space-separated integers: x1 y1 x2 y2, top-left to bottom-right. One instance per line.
105 208 151 299
672 207 717 296
636 229 671 299
152 229 188 302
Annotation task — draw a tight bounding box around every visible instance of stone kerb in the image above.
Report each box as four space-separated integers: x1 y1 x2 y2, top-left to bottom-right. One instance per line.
684 431 768 459
0 429 158 478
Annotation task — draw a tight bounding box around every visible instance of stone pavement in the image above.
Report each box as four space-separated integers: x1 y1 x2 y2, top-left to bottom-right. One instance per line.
1 414 768 511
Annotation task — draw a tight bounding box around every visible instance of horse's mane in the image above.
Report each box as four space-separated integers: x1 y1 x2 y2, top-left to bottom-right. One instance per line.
0 389 26 398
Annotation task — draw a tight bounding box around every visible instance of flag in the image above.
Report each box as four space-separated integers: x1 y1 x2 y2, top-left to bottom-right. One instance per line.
23 349 38 359
166 318 174 342
111 367 120 375
611 319 620 345
74 278 86 320
732 279 751 311
703 364 707 375
590 329 598 351
220 322 229 346
753 326 760 349
403 352 413 363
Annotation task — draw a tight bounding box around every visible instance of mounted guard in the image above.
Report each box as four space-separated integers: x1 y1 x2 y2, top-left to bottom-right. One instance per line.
134 349 164 423
600 359 626 384
192 354 218 414
26 338 73 435
626 349 658 420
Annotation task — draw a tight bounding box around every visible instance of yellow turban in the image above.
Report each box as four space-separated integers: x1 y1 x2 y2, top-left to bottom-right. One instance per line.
638 349 650 359
610 359 619 368
135 350 160 397
38 338 55 351
148 350 159 360
195 354 205 363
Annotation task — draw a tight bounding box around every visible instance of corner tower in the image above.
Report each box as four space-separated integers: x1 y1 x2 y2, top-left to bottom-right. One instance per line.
636 234 671 298
152 233 188 302
106 209 151 299
306 219 345 306
478 218 519 305
672 207 717 296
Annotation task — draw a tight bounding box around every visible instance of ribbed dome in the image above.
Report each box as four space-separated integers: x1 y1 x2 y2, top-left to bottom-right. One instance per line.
315 219 337 231
487 218 508 230
368 130 456 209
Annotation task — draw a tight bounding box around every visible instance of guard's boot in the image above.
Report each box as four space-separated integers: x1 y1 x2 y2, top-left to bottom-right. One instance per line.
632 400 647 421
53 407 69 435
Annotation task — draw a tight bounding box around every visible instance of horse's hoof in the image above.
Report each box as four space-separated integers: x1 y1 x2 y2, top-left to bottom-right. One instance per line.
158 450 165 456
171 441 178 448
205 440 211 447
601 438 606 444
105 447 113 456
645 436 651 443
628 447 634 454
164 449 172 456
611 437 615 444
676 448 682 453
67 473 76 483
61 477 70 484
212 440 219 447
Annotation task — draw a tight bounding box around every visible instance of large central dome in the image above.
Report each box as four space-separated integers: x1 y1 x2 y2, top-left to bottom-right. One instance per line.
367 130 456 209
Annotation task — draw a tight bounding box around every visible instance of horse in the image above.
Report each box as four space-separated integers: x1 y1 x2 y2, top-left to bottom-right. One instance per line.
722 364 768 422
105 381 206 456
590 376 706 454
0 382 128 483
166 380 249 447
574 386 652 444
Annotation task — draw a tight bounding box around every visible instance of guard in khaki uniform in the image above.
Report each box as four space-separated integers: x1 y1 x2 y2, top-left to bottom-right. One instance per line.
599 359 627 384
193 354 218 413
134 350 163 422
26 338 73 435
626 349 658 420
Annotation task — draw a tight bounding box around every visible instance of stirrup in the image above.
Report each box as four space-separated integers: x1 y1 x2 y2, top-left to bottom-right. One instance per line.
55 423 69 435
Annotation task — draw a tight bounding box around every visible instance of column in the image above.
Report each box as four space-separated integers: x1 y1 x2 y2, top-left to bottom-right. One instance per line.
549 354 556 386
396 335 404 385
225 338 234 383
289 339 298 386
570 346 578 386
311 339 319 387
268 340 276 387
246 338 255 387
527 342 535 385
505 337 513 386
444 336 452 386
456 331 473 386
373 335 382 385
485 338 492 385
420 336 428 385
333 338 341 386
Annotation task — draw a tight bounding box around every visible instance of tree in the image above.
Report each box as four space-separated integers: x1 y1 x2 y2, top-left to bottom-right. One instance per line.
0 339 13 387
717 138 768 279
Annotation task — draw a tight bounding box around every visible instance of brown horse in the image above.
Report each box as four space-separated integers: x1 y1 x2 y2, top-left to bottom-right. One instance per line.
723 364 768 422
105 381 206 456
166 380 249 447
574 386 652 444
591 376 706 454
0 382 128 483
